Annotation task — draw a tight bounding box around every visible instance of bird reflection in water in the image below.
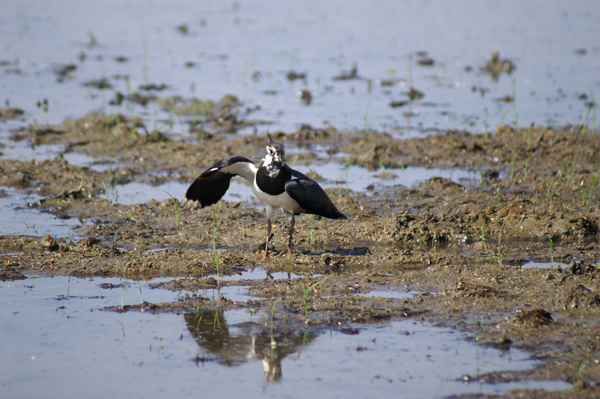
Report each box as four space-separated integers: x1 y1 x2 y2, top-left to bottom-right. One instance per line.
184 310 318 381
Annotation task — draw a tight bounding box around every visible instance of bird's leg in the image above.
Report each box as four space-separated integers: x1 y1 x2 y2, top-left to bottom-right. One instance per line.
286 214 295 254
260 219 272 259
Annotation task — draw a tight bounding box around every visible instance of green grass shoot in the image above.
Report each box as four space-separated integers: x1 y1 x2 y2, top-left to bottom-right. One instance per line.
212 207 221 289
270 300 278 347
299 276 329 319
480 227 493 265
67 223 74 254
495 232 506 267
581 174 599 206
137 240 144 261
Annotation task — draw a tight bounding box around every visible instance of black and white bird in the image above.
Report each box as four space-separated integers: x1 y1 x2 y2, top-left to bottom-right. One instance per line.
181 134 347 257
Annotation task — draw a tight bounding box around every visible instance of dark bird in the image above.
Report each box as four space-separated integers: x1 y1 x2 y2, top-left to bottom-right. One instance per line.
181 134 346 257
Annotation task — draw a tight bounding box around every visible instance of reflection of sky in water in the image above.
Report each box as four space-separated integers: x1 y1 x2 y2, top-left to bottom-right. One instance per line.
0 275 571 398
1 0 598 139
0 143 118 172
0 187 83 238
357 289 415 300
521 260 570 269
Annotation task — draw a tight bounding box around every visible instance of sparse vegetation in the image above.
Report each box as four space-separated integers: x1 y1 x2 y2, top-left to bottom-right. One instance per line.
299 276 329 319
212 207 221 289
581 174 599 206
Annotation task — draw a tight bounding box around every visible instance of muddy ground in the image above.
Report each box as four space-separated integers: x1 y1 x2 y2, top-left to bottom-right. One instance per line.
1 111 600 398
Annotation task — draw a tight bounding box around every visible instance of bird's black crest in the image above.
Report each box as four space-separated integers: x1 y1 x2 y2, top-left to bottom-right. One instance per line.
267 131 285 150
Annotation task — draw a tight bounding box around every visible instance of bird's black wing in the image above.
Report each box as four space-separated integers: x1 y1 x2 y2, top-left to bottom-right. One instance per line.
284 170 347 219
181 156 256 209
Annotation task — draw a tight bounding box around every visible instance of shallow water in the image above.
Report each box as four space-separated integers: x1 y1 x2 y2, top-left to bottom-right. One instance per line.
358 289 415 300
0 187 79 239
0 275 570 398
521 260 570 270
1 0 598 138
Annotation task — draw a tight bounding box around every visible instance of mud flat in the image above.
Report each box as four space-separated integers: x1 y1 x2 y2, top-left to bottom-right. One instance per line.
1 112 599 397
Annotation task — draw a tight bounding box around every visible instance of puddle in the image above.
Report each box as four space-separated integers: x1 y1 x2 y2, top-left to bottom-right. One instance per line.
0 187 83 239
1 0 598 140
1 276 570 398
521 260 570 269
220 268 298 281
318 163 478 192
358 289 415 300
0 143 116 172
287 143 478 190
102 180 191 205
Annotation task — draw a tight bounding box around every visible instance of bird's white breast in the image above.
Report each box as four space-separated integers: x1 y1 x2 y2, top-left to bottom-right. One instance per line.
252 178 303 219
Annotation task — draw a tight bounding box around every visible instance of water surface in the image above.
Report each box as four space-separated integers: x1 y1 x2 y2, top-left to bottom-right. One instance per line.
0 276 570 398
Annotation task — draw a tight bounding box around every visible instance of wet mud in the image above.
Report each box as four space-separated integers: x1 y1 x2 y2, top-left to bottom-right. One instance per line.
2 113 600 397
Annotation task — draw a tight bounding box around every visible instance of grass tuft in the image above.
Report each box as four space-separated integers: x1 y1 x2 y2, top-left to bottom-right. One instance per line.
581 174 599 206
212 207 221 289
299 276 329 319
